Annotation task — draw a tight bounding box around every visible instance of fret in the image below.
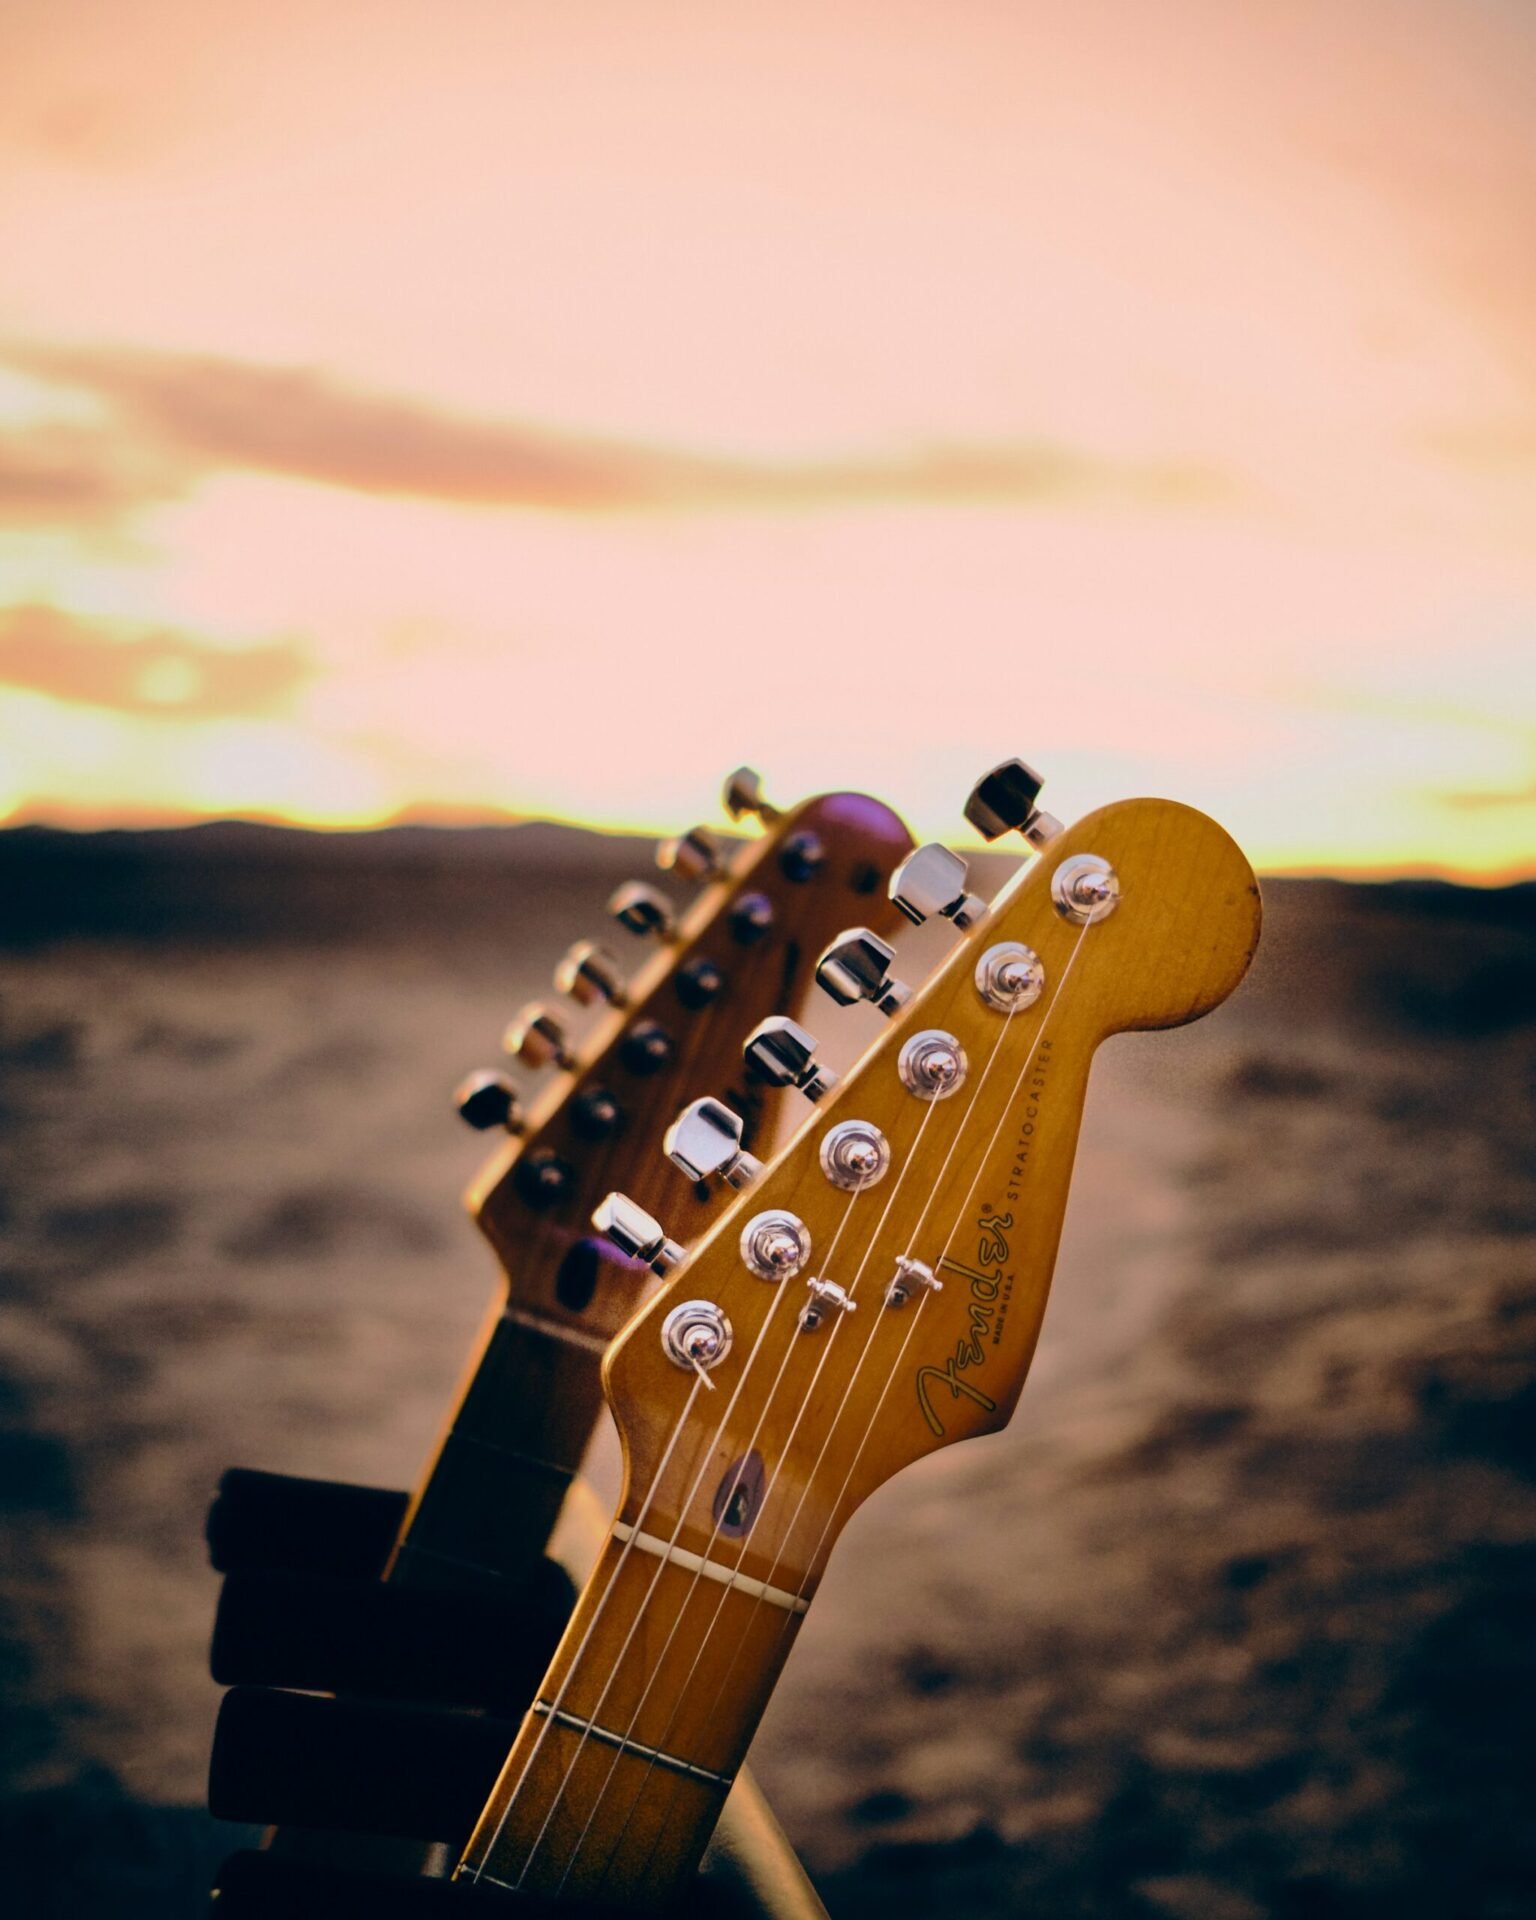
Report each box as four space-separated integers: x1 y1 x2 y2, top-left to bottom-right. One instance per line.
387 1306 605 1591
460 1538 804 1904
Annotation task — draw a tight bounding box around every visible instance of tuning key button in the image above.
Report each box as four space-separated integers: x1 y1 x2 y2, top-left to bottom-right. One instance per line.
742 1016 839 1102
729 891 774 946
799 1276 857 1333
890 844 985 931
815 928 912 1018
722 766 780 825
554 940 627 1008
675 956 726 1010
515 1149 575 1210
570 1085 623 1142
739 1209 812 1281
503 1003 574 1070
453 1070 523 1133
592 1192 684 1276
779 830 825 884
657 826 724 883
619 1020 675 1076
819 1119 891 1191
963 757 1063 850
975 941 1046 1013
664 1097 762 1190
609 881 677 940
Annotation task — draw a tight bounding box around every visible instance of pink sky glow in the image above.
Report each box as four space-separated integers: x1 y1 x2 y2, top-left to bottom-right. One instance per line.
0 0 1532 874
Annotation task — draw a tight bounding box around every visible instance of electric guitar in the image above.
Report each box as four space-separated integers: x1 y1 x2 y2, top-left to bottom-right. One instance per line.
387 772 914 1595
453 761 1262 1908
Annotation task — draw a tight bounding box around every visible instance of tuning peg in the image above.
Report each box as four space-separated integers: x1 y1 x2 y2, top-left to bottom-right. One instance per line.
591 1192 684 1276
657 826 724 883
554 939 627 1008
729 890 774 946
779 830 825 883
889 844 985 931
453 1070 523 1133
663 1097 763 1190
722 766 780 825
502 1003 574 1070
675 955 726 1010
815 928 913 1018
609 880 676 940
743 1016 839 1102
963 757 1063 849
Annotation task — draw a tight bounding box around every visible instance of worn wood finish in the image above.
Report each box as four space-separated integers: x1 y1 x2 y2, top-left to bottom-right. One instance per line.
388 792 914 1593
457 798 1262 1905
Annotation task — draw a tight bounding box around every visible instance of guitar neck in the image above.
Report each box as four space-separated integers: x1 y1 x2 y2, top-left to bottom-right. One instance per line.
457 1525 810 1906
386 1296 613 1591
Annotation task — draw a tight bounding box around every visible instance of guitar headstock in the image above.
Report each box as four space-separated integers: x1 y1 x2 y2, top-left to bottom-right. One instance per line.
600 783 1261 1595
458 774 915 1344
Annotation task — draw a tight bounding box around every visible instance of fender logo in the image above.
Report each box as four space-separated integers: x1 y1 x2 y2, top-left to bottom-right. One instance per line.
915 1208 1013 1435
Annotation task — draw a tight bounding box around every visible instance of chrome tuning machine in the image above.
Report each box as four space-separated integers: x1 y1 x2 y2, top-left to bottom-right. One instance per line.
963 757 1063 850
815 928 912 1018
742 1016 838 1102
503 1003 574 1071
889 843 985 931
453 1069 523 1133
591 1192 684 1276
722 766 780 825
657 825 724 883
664 1097 762 1190
554 939 627 1008
609 881 676 940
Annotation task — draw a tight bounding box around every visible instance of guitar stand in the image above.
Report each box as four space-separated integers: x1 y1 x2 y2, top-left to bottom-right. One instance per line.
204 1469 828 1919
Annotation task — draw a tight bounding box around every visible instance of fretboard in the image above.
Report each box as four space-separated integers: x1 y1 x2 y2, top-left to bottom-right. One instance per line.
457 1527 807 1906
386 1296 612 1592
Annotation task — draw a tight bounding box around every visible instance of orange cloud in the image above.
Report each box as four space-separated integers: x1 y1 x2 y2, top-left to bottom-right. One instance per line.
0 604 310 718
0 420 190 526
3 340 1228 515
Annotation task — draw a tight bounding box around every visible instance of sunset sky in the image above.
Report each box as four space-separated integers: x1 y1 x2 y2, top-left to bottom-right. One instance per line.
1 0 1533 875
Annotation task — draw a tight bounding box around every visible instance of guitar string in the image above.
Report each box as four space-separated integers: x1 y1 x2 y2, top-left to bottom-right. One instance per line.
564 1055 961 1890
462 1365 710 1881
611 915 1095 1888
486 1174 869 1888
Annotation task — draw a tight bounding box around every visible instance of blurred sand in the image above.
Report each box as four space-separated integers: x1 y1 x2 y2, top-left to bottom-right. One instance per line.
1 826 1532 1918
